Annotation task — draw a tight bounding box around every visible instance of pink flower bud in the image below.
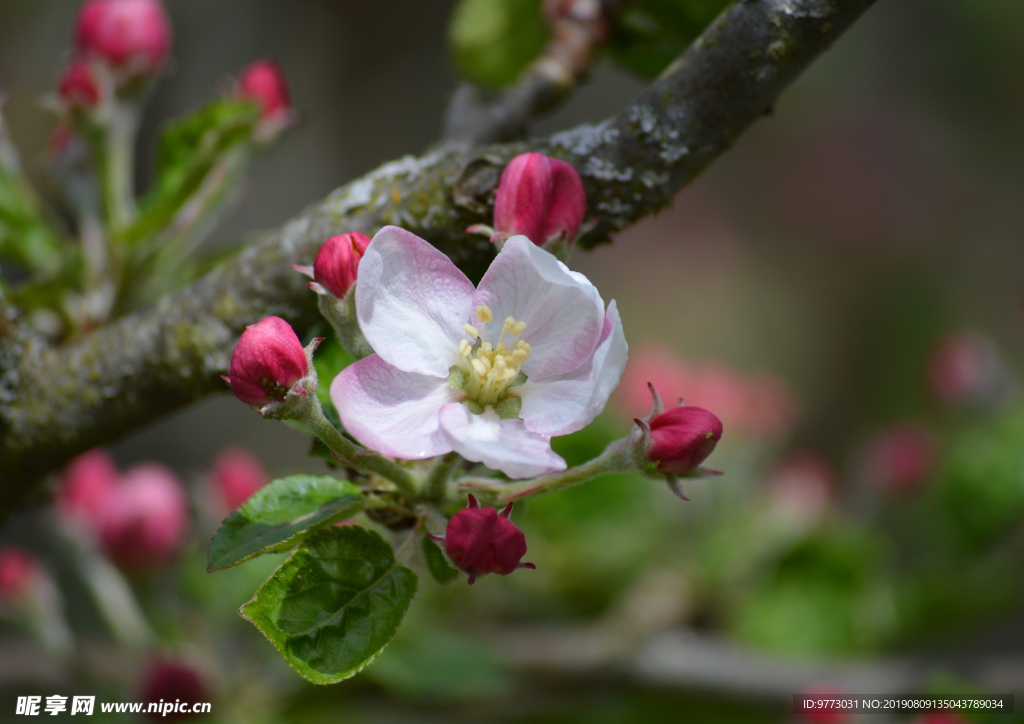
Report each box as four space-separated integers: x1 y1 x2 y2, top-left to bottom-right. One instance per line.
236 59 291 119
312 232 371 299
140 658 209 720
227 317 308 406
74 0 172 74
57 447 119 530
646 406 723 475
493 152 586 246
210 447 268 511
442 494 534 585
0 547 39 606
862 423 936 494
58 60 102 108
99 464 188 570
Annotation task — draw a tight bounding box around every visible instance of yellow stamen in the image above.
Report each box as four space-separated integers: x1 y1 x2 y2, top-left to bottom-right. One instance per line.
476 305 494 324
462 323 478 339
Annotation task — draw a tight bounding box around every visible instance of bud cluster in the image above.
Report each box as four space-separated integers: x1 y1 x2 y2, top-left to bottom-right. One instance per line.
58 448 189 570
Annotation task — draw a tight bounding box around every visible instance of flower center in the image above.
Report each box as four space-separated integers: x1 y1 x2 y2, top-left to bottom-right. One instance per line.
452 305 531 413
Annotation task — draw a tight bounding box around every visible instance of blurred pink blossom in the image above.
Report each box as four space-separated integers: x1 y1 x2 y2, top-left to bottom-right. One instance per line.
210 447 269 511
767 451 838 527
99 464 189 570
616 344 796 438
0 547 40 606
927 331 1010 406
57 447 120 531
861 423 936 493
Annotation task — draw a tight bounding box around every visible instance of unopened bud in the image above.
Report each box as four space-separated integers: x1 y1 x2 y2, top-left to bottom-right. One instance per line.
236 59 291 119
99 463 188 570
58 447 119 531
0 547 39 606
140 658 209 720
226 316 309 407
492 152 586 248
438 494 534 585
74 0 172 75
58 59 102 109
312 232 371 299
210 447 268 511
645 406 723 475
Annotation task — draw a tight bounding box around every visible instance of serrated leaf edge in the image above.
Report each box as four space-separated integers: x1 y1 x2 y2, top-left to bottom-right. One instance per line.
239 527 419 685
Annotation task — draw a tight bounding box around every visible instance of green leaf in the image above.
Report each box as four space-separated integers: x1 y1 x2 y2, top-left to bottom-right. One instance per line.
0 161 64 273
240 526 419 684
449 0 548 88
422 536 460 584
120 98 260 247
207 474 365 571
609 0 731 79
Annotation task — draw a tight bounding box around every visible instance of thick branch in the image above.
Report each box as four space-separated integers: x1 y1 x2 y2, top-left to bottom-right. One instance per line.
0 0 877 511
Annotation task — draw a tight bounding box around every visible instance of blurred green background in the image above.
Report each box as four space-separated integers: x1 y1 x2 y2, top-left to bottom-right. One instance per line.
3 0 1024 721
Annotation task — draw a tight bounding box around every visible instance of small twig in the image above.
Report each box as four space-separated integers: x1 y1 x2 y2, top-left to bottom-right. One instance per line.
444 0 630 145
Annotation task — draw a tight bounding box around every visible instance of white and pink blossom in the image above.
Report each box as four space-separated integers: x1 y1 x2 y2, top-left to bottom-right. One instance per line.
330 226 627 478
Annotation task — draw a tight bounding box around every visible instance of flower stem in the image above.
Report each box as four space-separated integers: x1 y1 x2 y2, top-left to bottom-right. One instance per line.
424 453 462 503
100 100 139 229
459 439 633 505
301 398 420 498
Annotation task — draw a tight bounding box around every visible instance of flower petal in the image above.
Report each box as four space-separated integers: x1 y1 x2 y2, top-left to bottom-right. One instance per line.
331 354 458 459
356 226 476 377
473 236 603 379
438 403 566 479
518 300 628 437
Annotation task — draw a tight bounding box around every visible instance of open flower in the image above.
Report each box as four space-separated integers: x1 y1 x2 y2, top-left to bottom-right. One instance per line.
331 226 627 478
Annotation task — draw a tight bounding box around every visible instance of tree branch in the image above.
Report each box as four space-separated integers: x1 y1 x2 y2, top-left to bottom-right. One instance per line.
0 0 877 512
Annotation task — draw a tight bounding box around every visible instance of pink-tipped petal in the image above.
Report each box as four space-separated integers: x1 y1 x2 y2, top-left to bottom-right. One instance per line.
438 403 566 479
519 300 628 436
331 354 458 459
473 236 603 379
356 226 475 377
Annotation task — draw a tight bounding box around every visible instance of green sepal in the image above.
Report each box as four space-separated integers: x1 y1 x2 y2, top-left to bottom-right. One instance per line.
240 526 419 684
423 535 460 584
207 474 364 571
494 395 521 419
448 365 467 390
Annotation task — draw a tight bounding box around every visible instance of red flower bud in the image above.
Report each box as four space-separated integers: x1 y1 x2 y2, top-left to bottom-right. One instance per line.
493 152 586 246
646 406 723 475
210 447 269 511
236 59 291 119
227 317 308 406
0 547 39 606
99 464 188 570
140 658 209 721
312 231 371 299
58 60 102 108
442 495 534 585
74 0 172 74
57 447 119 530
